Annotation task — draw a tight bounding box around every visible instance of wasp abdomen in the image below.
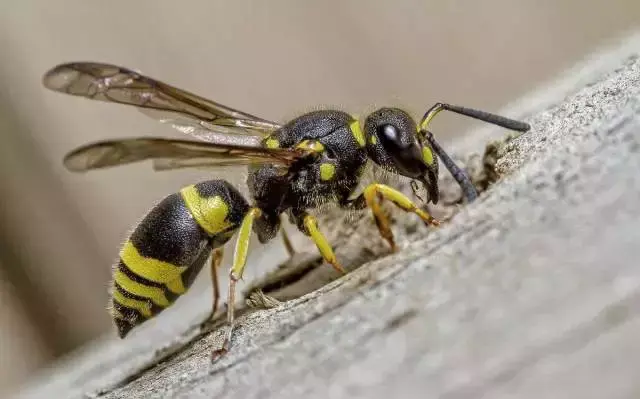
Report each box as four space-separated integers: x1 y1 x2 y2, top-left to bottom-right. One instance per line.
111 180 249 338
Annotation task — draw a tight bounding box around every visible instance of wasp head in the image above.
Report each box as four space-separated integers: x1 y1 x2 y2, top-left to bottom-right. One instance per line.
363 108 440 203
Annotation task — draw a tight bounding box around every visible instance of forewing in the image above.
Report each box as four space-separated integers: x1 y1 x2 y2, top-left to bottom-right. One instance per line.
63 138 306 172
43 62 281 140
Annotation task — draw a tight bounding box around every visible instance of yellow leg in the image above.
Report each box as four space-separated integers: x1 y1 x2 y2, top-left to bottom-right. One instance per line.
363 183 440 251
212 207 260 361
207 247 224 321
302 213 346 275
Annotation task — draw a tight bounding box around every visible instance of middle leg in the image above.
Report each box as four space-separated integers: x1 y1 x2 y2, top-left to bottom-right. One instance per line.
291 211 346 275
280 218 296 257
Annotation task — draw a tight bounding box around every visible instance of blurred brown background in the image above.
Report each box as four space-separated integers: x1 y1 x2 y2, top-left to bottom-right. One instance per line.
1 0 639 395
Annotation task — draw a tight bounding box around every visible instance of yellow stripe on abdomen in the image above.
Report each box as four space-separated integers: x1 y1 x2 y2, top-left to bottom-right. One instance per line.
114 269 170 307
112 289 152 318
120 241 188 294
180 185 233 236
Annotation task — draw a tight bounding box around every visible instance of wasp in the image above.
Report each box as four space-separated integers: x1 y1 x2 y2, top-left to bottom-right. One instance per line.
43 62 530 357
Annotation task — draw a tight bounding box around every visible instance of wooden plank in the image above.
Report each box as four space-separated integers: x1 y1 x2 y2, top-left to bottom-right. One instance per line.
14 34 640 399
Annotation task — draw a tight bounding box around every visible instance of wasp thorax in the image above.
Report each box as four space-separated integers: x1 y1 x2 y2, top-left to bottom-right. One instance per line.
364 108 427 179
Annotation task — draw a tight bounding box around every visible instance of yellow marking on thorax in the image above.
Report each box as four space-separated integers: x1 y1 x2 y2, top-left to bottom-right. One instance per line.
349 119 366 147
120 241 188 294
320 163 336 181
422 146 434 165
265 137 280 148
112 289 152 318
180 185 234 236
114 270 170 307
296 140 325 153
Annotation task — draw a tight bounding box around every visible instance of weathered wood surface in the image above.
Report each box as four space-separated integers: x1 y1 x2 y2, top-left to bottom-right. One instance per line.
14 36 640 399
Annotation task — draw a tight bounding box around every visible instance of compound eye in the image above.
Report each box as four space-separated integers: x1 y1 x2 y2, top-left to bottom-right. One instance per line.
377 124 405 148
373 122 426 178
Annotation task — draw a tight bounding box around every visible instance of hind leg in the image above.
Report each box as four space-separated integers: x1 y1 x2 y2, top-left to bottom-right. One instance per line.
212 207 261 360
206 247 224 321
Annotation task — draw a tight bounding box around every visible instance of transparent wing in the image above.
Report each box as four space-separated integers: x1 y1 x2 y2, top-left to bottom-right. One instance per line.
151 158 253 171
43 62 281 141
152 117 263 147
63 137 307 172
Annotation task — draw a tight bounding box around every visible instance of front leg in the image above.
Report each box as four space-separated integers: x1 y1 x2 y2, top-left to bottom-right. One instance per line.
342 183 440 252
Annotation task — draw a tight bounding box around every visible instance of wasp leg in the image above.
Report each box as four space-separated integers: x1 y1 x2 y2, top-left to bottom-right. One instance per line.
207 247 224 321
212 207 261 361
292 212 346 275
280 219 296 257
358 183 440 251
